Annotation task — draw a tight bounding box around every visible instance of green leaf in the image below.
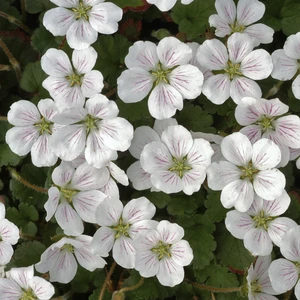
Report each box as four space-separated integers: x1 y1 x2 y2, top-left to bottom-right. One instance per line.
215 224 253 271
177 214 216 270
133 191 171 209
0 143 20 167
94 34 132 86
0 1 21 30
12 241 46 267
25 0 52 14
20 61 48 94
18 202 39 221
31 26 63 55
280 0 300 35
110 0 145 8
260 0 284 31
204 191 227 223
72 267 101 293
177 103 215 133
167 194 200 216
171 0 215 40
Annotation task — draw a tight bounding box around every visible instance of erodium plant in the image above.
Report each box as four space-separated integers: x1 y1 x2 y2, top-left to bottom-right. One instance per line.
1 0 300 299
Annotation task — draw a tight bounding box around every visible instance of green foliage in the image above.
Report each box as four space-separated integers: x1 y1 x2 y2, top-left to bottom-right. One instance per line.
204 191 227 223
171 0 216 39
110 0 146 8
94 34 132 86
25 0 52 14
280 0 300 36
7 202 39 235
12 241 46 267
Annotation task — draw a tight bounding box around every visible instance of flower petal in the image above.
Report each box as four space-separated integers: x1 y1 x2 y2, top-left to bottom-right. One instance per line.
221 179 254 212
253 169 286 200
202 74 231 104
146 0 176 11
228 32 254 63
284 32 300 60
45 187 60 222
240 125 262 144
8 266 33 289
72 46 97 73
280 226 300 262
153 118 178 137
95 197 123 227
157 220 184 244
157 37 192 68
252 138 281 170
168 64 203 99
91 226 115 256
43 7 75 36
0 242 13 265
85 94 118 119
221 132 252 166
0 278 22 299
55 202 84 236
89 2 122 34
81 70 104 97
244 23 274 46
170 240 193 267
30 277 55 300
127 161 152 191
292 74 300 99
197 39 228 70
215 0 236 23
263 190 291 216
148 82 183 119
150 170 183 194
237 0 265 26
244 228 273 256
209 14 232 37
66 19 98 50
125 41 158 70
113 236 136 268
41 48 72 77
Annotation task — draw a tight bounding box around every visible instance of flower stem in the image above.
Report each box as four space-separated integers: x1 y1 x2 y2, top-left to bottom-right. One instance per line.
0 64 12 71
187 280 241 293
264 81 284 99
0 116 7 121
20 232 42 241
119 276 144 293
0 11 30 33
0 37 21 82
7 167 48 194
99 261 117 300
105 87 117 99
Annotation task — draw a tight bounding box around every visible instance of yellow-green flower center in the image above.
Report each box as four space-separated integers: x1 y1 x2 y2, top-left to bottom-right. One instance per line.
112 218 130 239
250 279 262 294
34 117 52 135
61 243 75 253
20 288 37 300
252 211 274 230
168 156 192 178
85 114 98 134
72 1 92 20
230 20 246 33
151 240 172 260
66 73 83 87
151 63 171 86
239 161 259 182
225 60 243 80
256 116 274 133
60 188 78 204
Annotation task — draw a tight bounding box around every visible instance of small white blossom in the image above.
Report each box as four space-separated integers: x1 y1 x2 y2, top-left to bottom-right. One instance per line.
50 94 134 168
271 32 300 100
0 265 55 300
117 37 203 119
209 0 274 46
41 47 104 111
225 191 297 256
146 0 194 11
207 132 286 212
45 161 109 236
36 235 106 284
247 255 279 300
134 220 193 287
6 99 58 167
235 97 300 167
43 0 123 50
196 33 273 105
140 125 213 195
268 226 300 299
91 197 157 269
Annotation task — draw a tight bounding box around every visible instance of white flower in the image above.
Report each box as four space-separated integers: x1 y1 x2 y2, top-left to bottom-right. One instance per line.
43 0 123 50
235 97 300 167
50 94 134 168
207 132 286 212
247 255 279 300
127 118 178 191
271 32 300 100
290 147 300 169
117 37 203 119
0 265 55 300
268 226 300 299
45 161 109 236
140 125 213 195
134 220 193 287
35 235 106 284
225 191 297 256
146 0 194 11
6 99 58 167
196 33 273 104
91 197 157 269
209 0 274 46
41 47 104 111
0 203 19 266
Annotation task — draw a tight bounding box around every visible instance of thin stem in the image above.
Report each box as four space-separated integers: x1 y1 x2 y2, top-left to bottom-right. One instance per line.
264 81 284 99
0 116 7 121
0 11 30 34
119 277 144 293
0 37 21 82
52 290 74 300
0 64 12 71
99 261 117 300
105 88 117 99
20 232 42 241
187 280 241 293
8 167 48 194
20 0 27 22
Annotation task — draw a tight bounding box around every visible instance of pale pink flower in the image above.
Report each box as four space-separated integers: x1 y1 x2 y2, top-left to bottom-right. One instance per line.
146 0 194 11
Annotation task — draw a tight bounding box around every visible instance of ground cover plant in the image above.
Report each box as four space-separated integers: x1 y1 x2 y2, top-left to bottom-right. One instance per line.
1 0 300 299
